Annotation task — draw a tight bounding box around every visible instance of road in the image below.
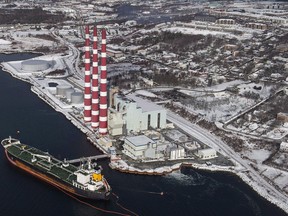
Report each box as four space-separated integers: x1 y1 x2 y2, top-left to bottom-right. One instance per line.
167 111 288 206
51 29 83 80
51 28 288 211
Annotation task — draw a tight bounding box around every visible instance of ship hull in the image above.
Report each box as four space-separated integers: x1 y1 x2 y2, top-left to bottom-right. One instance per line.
5 150 110 200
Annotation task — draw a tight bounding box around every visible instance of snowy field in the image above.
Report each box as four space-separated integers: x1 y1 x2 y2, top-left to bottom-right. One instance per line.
0 29 57 53
173 81 274 122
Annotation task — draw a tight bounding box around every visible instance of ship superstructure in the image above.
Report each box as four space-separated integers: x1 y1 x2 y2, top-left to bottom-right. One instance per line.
1 137 111 200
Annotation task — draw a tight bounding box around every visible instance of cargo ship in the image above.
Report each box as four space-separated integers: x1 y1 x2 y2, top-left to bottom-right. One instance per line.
1 137 111 200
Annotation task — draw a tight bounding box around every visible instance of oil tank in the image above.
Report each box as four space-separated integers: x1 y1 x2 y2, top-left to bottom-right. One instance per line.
56 85 72 96
65 88 75 100
71 92 84 104
21 60 50 71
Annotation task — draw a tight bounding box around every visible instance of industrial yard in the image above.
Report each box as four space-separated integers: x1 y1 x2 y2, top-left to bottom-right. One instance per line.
0 0 288 214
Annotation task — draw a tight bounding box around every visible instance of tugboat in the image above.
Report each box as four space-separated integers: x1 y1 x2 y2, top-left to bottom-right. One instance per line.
1 137 111 200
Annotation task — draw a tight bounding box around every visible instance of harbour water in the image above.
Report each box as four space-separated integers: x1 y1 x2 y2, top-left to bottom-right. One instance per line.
0 53 287 216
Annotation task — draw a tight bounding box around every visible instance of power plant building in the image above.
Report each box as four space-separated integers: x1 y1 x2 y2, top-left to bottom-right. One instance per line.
108 93 167 135
123 135 170 160
123 135 156 160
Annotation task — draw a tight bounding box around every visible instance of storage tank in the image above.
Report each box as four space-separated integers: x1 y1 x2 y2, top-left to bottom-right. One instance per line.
65 88 75 100
56 85 72 96
21 60 50 71
71 92 84 104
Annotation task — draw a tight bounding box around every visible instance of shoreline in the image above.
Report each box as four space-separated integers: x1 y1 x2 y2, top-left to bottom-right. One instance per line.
110 159 288 213
1 56 288 214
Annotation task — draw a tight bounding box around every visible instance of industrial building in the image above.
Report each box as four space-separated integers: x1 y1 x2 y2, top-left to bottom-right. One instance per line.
108 93 167 136
167 146 185 160
122 133 187 160
123 135 168 160
196 148 217 160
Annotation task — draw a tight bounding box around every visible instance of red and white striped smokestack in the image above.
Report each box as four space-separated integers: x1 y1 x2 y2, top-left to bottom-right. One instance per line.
83 25 92 122
99 28 108 135
91 26 99 128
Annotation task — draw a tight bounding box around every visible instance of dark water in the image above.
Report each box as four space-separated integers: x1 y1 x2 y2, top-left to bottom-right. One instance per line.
116 4 173 25
0 53 287 216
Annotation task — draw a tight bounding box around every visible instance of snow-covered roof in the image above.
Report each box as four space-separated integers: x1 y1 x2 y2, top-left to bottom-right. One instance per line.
127 93 165 112
198 148 217 155
126 135 155 147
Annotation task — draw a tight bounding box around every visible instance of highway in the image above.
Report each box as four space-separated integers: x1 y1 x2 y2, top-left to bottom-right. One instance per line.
51 29 83 80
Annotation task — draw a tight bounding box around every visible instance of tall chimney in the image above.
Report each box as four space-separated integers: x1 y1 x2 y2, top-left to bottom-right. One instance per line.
83 25 91 122
91 26 99 128
99 28 108 135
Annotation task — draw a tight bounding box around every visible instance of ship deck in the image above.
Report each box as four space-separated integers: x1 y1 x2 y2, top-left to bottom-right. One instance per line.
6 143 78 184
1 138 110 199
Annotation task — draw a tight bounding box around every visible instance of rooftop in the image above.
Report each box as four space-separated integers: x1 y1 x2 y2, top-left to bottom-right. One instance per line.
127 93 165 113
126 135 155 147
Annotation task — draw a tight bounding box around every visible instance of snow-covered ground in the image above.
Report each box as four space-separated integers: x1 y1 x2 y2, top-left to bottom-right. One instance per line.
168 81 267 122
0 8 287 213
164 26 230 36
2 54 68 76
0 39 11 45
0 29 58 53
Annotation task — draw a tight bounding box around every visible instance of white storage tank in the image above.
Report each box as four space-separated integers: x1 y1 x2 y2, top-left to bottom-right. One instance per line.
65 88 75 100
21 59 50 71
56 85 72 96
71 92 84 104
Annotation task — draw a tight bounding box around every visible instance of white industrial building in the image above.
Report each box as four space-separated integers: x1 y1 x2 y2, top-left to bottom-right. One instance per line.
197 148 217 160
108 93 167 136
167 146 185 160
123 135 168 160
